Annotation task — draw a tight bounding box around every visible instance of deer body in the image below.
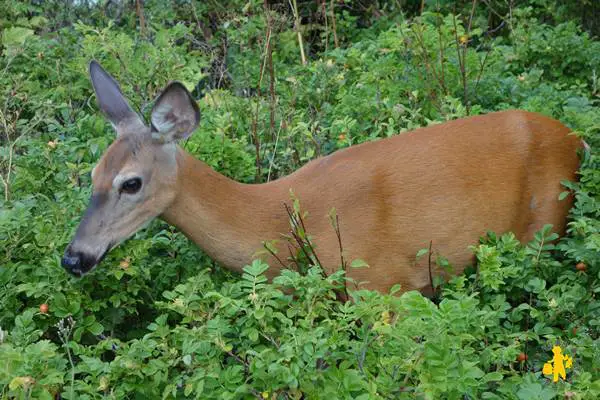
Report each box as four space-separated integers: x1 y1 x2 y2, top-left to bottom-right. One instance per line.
62 62 581 294
160 111 580 293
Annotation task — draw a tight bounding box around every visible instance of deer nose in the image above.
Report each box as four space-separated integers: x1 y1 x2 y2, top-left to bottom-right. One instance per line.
61 252 83 276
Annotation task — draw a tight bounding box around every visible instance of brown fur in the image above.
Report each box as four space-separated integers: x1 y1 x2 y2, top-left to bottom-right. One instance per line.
159 110 581 293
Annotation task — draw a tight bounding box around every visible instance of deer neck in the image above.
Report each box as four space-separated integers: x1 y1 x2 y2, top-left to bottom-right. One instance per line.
161 148 288 274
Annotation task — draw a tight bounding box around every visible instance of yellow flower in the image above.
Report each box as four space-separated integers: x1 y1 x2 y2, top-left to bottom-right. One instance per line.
381 311 391 325
173 297 184 308
543 362 553 375
119 257 130 269
98 376 109 391
565 355 573 368
261 391 269 399
459 35 468 45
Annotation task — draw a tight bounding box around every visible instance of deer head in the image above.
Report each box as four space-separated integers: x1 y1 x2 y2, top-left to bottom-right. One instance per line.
61 61 200 276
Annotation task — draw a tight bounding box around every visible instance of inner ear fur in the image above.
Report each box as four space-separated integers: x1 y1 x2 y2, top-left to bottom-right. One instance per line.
88 61 143 134
150 82 200 143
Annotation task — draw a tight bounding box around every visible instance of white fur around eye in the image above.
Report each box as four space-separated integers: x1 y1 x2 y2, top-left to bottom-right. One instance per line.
113 174 141 191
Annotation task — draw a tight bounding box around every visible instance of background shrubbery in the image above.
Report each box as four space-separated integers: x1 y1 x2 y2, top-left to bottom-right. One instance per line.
1 1 599 398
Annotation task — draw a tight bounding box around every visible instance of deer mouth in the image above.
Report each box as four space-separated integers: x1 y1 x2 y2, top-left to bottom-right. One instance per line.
61 245 110 277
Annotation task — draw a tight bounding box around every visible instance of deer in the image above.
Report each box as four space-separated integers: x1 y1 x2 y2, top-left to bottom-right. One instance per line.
61 60 582 295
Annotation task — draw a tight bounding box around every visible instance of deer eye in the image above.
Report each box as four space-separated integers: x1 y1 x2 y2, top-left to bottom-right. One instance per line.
120 177 142 194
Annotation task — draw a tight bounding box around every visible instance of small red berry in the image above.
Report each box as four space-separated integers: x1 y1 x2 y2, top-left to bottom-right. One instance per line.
39 303 49 314
576 262 586 272
517 352 528 362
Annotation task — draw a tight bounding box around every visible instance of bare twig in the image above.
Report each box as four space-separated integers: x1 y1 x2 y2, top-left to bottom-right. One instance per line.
250 17 273 182
283 203 324 272
264 1 276 142
413 21 446 96
135 0 146 37
262 240 288 269
473 44 493 96
427 240 436 296
289 0 307 64
330 0 339 48
321 0 329 52
331 212 349 302
435 1 447 95
452 13 468 112
267 120 284 182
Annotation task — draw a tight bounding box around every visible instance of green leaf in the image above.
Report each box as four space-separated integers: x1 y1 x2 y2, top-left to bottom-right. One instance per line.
484 372 504 382
350 259 369 268
88 322 104 335
416 248 429 258
516 382 556 400
254 308 266 320
2 27 34 47
558 191 569 201
525 278 546 294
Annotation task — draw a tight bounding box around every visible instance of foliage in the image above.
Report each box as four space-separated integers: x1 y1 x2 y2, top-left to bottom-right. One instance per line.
1 1 599 399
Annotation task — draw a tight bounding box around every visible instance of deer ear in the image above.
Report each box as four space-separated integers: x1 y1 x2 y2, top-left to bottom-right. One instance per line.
89 61 143 135
150 82 200 143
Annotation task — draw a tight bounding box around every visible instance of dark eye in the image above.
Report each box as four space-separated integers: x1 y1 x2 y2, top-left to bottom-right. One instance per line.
120 177 142 194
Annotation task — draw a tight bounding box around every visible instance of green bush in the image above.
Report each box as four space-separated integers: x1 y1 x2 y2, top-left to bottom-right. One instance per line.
1 1 599 399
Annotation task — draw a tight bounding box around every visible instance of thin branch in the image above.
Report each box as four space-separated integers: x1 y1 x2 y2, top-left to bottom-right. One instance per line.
267 120 283 182
321 0 329 52
262 240 288 269
330 0 339 48
289 0 307 64
427 240 436 297
250 19 273 182
264 1 276 142
135 0 146 38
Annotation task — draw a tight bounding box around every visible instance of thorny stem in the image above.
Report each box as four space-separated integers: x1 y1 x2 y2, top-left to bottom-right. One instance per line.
283 203 323 274
293 203 323 270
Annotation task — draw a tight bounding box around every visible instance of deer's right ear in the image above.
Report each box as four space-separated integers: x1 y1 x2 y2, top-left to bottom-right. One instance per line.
89 61 143 135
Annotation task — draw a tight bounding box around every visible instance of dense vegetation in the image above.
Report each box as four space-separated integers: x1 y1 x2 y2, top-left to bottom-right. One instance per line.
1 1 599 398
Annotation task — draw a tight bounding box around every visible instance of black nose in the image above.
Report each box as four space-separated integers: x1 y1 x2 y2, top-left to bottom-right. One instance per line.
62 251 84 276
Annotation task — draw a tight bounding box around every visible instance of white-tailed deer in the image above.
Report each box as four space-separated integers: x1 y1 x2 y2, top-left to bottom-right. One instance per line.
62 61 581 294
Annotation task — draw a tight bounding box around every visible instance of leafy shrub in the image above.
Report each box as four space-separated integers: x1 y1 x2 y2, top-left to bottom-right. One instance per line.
1 1 599 399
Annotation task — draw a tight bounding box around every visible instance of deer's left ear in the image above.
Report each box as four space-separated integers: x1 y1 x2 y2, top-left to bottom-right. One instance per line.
150 82 200 143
